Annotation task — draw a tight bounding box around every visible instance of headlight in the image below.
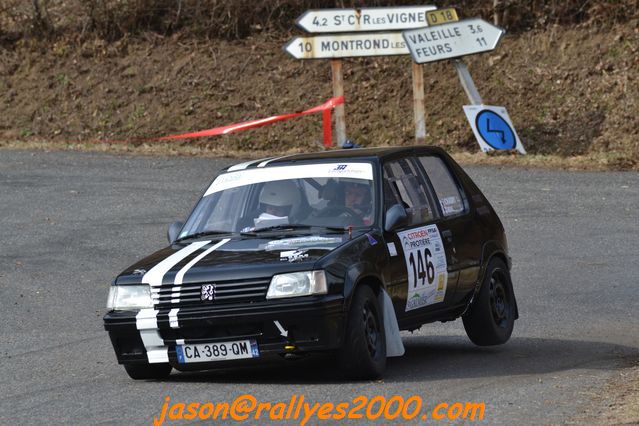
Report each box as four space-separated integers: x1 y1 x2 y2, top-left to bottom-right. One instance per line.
107 285 153 310
266 270 327 299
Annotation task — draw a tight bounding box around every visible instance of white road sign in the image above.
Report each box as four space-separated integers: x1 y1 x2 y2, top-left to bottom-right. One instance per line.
402 18 505 64
296 6 436 33
283 32 408 59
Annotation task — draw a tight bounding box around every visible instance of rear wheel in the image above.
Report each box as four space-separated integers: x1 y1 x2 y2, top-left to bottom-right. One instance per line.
339 285 386 379
463 258 515 346
124 363 172 380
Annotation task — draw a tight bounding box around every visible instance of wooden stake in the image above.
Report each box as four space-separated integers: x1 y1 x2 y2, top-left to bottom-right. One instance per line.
330 59 346 147
411 62 426 145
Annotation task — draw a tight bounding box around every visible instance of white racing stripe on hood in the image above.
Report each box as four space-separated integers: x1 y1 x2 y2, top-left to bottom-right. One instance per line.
142 240 210 287
174 238 231 285
167 238 230 330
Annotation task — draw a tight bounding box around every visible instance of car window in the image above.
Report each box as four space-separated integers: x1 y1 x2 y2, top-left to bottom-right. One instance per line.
179 162 378 236
383 158 433 226
419 156 466 217
300 178 329 210
186 185 252 234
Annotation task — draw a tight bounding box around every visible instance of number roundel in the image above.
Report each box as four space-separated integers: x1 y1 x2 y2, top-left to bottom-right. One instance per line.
397 225 449 311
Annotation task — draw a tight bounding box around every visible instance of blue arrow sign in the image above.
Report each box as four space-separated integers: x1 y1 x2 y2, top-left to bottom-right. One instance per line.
475 110 516 150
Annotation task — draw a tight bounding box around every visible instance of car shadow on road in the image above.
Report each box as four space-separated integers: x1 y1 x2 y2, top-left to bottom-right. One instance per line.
164 335 639 384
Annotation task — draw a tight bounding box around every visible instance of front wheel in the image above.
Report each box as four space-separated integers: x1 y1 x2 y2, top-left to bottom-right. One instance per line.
124 363 172 380
463 258 516 346
339 285 386 379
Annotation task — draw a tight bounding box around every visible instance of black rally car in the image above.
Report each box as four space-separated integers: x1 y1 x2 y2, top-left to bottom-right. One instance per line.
104 146 518 380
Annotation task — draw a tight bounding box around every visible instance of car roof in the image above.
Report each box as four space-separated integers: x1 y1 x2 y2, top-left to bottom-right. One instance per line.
222 145 448 172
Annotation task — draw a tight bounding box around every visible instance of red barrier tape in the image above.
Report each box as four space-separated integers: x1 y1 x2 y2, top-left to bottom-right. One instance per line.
156 96 344 147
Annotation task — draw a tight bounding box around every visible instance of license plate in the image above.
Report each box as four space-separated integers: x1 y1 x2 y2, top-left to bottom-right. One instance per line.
175 339 259 363
426 8 459 26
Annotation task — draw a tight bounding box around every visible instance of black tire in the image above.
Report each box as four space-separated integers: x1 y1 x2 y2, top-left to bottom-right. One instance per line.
124 363 172 380
339 285 386 379
463 258 515 346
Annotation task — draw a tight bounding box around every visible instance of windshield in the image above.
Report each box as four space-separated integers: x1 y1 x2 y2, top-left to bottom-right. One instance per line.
179 162 377 238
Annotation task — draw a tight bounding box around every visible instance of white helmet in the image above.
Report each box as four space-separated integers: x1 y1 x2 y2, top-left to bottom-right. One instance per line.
259 180 300 207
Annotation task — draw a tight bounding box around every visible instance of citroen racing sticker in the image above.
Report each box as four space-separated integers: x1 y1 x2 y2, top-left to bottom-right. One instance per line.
397 225 448 311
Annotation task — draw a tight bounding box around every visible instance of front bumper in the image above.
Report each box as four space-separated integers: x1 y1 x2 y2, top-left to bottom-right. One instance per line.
104 294 345 368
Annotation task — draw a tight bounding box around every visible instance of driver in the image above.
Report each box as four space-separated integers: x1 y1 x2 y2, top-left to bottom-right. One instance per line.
251 180 300 228
343 181 372 224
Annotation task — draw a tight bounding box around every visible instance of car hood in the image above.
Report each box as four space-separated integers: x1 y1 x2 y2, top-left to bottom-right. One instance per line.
116 232 361 285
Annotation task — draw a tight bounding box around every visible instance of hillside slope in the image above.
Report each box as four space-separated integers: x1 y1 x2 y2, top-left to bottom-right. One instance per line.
1 21 637 169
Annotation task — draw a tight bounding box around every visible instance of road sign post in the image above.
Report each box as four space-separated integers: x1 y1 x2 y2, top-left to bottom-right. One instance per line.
286 7 511 150
330 59 347 146
453 59 483 105
402 16 524 153
411 63 426 144
285 6 439 147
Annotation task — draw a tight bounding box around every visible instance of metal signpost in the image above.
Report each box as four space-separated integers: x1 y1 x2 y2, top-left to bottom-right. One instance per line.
403 18 524 154
407 16 487 106
403 17 526 154
285 7 522 153
285 6 437 146
284 30 408 144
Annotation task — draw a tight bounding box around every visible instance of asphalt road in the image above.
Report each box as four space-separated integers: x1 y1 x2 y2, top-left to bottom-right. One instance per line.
1 150 637 425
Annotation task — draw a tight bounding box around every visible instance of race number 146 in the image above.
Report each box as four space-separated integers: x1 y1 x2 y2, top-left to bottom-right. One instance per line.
408 247 435 287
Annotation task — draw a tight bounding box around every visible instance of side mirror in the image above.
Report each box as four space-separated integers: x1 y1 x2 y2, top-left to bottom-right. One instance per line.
384 204 408 232
167 221 184 244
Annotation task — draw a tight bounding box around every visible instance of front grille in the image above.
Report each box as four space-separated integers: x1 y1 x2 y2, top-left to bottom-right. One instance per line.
151 277 270 308
161 323 262 343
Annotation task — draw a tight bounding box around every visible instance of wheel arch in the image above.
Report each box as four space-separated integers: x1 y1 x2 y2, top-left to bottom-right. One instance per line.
338 273 388 378
464 241 518 319
478 240 510 283
344 272 385 312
